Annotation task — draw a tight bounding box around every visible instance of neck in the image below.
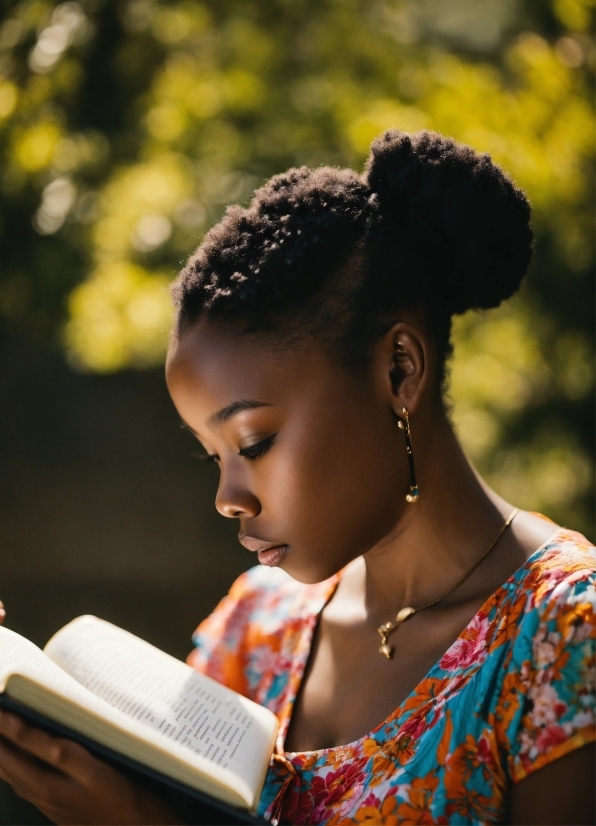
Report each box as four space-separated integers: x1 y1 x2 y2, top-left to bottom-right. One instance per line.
361 415 512 619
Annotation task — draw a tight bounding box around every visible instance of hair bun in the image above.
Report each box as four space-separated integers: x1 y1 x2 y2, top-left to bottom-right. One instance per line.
364 129 533 314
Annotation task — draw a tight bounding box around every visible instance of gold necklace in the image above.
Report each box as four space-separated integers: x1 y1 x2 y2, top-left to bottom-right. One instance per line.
377 509 519 659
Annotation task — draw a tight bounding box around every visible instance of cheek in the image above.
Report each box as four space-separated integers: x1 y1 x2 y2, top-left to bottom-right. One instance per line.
265 413 406 582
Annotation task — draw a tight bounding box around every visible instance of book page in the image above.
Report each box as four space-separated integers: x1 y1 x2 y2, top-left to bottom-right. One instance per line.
0 627 115 714
44 616 276 797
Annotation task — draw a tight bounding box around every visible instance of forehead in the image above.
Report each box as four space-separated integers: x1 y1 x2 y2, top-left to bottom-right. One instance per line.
165 322 354 427
167 323 297 397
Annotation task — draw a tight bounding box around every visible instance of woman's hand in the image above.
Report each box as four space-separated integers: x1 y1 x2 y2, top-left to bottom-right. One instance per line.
0 711 183 825
0 602 6 624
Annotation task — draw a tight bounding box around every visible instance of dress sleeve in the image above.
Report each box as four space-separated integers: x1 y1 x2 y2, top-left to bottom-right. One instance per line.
508 570 596 782
186 570 255 696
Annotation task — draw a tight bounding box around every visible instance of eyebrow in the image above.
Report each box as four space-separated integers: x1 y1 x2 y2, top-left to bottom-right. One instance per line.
206 399 272 429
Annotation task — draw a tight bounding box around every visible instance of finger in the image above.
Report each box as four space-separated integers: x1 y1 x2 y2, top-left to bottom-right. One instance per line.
0 734 63 799
0 602 5 624
0 711 57 758
0 733 184 826
0 735 91 826
0 712 96 782
0 711 131 791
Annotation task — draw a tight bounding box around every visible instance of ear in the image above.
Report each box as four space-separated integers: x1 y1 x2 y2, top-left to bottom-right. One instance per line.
372 322 430 416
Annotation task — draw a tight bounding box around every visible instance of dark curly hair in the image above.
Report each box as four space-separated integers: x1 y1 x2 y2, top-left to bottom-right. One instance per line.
171 129 532 390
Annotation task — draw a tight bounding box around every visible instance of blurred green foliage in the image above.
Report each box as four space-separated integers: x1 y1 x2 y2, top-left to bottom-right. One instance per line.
0 0 594 534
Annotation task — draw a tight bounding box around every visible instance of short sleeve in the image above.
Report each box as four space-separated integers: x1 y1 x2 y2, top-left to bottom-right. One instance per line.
185 564 322 703
508 570 596 782
186 570 256 695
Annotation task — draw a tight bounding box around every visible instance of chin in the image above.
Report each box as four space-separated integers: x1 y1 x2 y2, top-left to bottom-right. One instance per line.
281 557 341 586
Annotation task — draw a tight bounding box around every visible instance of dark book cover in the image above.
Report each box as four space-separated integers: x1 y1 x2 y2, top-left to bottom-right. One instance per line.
0 695 269 825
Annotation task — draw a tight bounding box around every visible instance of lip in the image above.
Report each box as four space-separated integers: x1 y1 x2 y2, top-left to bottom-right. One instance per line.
257 546 288 567
239 535 286 553
238 535 289 567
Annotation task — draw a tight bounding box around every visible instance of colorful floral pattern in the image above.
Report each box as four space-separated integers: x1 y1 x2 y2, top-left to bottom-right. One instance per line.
189 529 596 824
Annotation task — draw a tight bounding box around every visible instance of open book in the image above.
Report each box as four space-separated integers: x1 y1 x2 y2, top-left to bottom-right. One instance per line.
0 617 278 823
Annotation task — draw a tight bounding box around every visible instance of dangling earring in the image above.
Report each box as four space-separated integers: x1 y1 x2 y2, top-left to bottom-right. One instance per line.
397 407 419 503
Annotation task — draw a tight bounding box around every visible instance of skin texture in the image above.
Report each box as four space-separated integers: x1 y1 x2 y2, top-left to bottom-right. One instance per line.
0 319 593 824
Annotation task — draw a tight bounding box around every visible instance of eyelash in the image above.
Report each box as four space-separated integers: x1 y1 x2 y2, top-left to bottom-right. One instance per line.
239 434 276 461
199 434 276 464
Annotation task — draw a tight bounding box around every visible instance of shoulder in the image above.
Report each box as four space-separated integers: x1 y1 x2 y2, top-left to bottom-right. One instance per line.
209 564 336 628
510 527 596 661
498 529 596 782
226 564 318 608
490 527 596 651
517 527 596 612
187 566 337 695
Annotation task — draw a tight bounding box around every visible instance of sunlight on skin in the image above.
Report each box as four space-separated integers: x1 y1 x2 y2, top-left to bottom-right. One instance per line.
0 318 592 822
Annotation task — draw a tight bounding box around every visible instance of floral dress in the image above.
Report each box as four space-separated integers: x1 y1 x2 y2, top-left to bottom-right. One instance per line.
188 528 596 824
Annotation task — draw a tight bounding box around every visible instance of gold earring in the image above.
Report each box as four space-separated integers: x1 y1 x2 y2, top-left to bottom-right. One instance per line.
397 407 419 503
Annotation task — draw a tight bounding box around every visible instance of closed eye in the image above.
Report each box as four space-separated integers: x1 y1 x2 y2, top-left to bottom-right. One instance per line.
238 434 276 461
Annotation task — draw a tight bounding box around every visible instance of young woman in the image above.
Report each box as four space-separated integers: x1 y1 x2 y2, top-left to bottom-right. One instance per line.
0 129 593 825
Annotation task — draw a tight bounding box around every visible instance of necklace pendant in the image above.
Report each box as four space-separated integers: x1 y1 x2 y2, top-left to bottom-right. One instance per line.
396 606 416 623
378 623 395 659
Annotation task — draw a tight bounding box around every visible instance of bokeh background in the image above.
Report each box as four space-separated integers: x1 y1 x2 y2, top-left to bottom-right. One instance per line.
0 0 594 821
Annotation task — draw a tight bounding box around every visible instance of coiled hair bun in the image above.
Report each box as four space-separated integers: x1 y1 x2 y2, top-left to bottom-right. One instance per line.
364 129 533 314
174 127 534 385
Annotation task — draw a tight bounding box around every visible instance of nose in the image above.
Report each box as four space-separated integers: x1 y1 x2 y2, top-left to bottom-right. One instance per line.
215 470 261 519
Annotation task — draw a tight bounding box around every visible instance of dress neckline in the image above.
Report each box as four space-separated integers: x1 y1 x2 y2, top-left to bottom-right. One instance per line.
280 525 564 758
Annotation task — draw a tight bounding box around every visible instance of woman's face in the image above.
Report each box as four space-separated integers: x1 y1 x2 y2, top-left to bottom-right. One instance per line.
166 321 410 584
